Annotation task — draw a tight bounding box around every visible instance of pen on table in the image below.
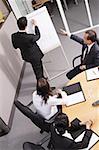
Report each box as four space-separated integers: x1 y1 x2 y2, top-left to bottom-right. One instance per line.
93 71 97 75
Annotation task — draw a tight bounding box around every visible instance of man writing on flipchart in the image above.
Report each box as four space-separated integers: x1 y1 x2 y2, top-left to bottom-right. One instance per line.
11 17 46 80
60 29 99 80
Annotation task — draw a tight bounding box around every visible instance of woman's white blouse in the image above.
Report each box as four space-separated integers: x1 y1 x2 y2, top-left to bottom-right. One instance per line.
32 90 68 120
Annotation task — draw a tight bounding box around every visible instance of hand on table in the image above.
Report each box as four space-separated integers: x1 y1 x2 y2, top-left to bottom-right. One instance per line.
79 65 86 70
80 120 93 129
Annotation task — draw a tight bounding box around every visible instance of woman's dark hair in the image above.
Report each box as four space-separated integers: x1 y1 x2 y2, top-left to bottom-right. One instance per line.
54 113 69 135
37 78 52 104
17 17 27 30
85 30 97 42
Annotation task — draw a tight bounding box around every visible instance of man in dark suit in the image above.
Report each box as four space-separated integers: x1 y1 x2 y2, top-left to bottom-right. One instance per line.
60 29 99 79
11 17 45 80
49 113 93 150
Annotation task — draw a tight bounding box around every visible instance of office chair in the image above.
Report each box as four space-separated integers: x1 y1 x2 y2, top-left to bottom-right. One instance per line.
32 0 50 9
14 100 60 134
72 54 82 68
72 44 85 68
32 0 53 14
23 142 45 150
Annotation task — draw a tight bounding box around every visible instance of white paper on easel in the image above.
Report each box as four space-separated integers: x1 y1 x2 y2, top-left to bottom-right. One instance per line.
26 6 61 54
86 67 99 81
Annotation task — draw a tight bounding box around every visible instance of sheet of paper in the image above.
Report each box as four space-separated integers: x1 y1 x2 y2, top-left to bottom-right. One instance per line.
86 67 99 81
75 131 99 150
75 131 85 142
26 7 61 54
66 91 85 106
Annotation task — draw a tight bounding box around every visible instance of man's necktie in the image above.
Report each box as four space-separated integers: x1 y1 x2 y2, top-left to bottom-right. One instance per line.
83 46 88 61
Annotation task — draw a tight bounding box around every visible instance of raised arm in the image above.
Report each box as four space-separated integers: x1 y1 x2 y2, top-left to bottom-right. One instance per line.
29 19 41 42
70 34 85 45
34 25 40 41
60 29 85 45
28 25 40 43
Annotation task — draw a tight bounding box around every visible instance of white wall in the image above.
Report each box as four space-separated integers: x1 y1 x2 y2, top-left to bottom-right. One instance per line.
25 0 33 12
8 0 34 19
0 12 23 125
8 0 22 19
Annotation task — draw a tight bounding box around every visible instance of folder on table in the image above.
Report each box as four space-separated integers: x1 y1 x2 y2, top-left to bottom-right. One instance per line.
86 67 99 81
62 82 85 106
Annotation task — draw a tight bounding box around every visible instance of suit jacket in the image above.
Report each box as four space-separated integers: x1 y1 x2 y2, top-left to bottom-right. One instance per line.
70 34 99 69
11 26 44 62
50 120 92 150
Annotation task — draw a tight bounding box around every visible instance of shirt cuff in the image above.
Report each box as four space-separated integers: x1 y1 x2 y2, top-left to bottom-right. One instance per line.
68 32 71 37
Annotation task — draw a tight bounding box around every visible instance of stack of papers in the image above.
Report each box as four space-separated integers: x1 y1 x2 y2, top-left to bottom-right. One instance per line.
86 67 99 81
65 91 85 106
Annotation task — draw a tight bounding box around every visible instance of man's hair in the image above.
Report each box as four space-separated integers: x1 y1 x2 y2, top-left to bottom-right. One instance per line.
54 113 69 135
17 17 27 30
85 30 97 42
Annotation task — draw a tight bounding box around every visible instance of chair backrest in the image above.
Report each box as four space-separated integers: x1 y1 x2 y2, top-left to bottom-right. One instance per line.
31 112 50 132
14 101 50 133
72 44 86 68
32 0 49 9
23 142 45 150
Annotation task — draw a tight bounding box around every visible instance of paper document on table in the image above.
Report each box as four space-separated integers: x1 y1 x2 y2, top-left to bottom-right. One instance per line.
66 91 85 106
63 82 85 106
75 131 85 142
86 67 99 81
75 131 99 150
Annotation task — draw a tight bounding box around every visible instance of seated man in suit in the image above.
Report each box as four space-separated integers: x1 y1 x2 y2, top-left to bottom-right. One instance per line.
50 113 93 150
60 29 99 79
11 17 45 80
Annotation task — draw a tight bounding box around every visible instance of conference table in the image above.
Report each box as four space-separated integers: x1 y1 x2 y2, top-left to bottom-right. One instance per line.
62 70 99 150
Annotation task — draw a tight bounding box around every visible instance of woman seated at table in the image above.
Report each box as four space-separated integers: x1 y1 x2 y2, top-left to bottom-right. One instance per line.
49 113 93 150
32 78 68 120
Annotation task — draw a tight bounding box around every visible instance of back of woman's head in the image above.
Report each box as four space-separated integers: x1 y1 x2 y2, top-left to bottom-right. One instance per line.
54 113 69 135
37 78 52 104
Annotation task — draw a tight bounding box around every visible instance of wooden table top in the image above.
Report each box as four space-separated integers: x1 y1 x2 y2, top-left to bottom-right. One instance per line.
62 70 99 150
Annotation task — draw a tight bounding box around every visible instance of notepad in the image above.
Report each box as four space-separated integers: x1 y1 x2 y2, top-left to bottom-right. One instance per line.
63 82 85 106
86 67 99 81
